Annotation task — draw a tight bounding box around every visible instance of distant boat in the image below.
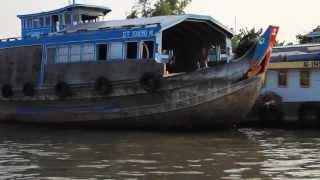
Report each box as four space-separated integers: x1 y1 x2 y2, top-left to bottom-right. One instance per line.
247 44 320 127
0 4 278 128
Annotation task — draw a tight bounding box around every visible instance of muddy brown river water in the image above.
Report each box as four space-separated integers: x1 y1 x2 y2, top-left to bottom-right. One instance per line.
0 125 320 180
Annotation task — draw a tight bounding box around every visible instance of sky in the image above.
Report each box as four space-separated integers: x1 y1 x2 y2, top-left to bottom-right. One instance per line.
1 0 319 43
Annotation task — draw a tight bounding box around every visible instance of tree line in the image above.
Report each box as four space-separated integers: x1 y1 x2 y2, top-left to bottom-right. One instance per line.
127 0 192 19
127 0 319 47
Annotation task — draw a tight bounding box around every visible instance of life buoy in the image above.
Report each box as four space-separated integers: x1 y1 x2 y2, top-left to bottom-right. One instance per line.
23 83 35 97
55 82 72 98
95 77 112 95
1 84 14 98
140 72 162 93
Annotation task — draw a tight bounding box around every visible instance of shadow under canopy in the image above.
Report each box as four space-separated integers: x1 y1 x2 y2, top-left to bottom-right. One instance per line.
163 20 229 73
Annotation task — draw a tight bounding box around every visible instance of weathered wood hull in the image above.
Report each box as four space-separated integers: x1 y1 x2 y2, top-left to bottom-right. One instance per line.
0 68 264 128
0 26 278 129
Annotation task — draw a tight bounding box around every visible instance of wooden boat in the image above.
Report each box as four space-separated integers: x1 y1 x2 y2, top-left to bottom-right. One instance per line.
0 3 278 128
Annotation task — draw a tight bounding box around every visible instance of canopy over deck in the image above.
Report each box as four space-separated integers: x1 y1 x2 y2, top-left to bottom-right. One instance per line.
65 14 233 37
66 14 234 72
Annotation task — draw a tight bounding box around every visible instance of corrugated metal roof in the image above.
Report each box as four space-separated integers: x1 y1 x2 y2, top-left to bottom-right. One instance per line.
65 14 234 37
271 52 320 62
271 44 320 62
274 43 320 49
17 4 111 18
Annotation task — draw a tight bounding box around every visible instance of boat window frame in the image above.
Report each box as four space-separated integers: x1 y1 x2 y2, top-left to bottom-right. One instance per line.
300 70 311 88
27 18 32 29
46 46 58 64
96 43 109 61
45 16 51 27
64 13 72 26
39 16 44 27
109 41 124 61
56 45 70 64
140 40 155 60
21 19 26 30
70 44 82 63
278 70 288 88
32 18 40 28
125 41 139 60
81 43 96 62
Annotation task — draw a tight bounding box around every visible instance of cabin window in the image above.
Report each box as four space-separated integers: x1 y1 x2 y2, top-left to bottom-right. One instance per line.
56 46 69 63
97 44 108 61
72 14 80 25
52 15 59 32
65 13 72 25
21 20 26 29
278 71 288 87
70 45 81 62
142 41 154 59
33 18 40 28
39 17 44 27
109 42 123 60
126 42 138 59
300 70 310 88
47 47 57 64
82 44 95 62
59 14 64 25
45 16 51 27
27 19 32 29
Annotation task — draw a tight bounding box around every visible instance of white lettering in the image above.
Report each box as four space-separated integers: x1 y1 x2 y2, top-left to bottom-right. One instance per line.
122 30 155 39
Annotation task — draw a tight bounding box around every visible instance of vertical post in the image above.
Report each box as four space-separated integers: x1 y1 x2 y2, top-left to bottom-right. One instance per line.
73 0 75 5
234 16 237 33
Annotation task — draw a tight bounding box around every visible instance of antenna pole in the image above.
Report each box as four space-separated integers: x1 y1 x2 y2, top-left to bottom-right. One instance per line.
234 16 237 33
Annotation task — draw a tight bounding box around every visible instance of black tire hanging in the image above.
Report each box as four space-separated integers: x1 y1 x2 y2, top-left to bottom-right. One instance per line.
23 83 35 97
55 81 72 98
298 104 320 128
1 84 14 98
258 105 283 127
140 72 162 93
95 77 112 95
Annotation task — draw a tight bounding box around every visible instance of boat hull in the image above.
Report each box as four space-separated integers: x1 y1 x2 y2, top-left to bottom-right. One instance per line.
0 72 264 129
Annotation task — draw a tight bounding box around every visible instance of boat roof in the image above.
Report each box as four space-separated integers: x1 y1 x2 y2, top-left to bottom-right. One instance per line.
274 43 320 49
65 14 234 37
17 4 112 18
271 43 320 62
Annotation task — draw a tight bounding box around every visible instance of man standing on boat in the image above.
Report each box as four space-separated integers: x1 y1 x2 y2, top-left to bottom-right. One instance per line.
199 47 209 68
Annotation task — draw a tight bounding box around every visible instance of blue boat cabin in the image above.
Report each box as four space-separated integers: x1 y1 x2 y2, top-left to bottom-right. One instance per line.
18 4 111 38
0 3 233 89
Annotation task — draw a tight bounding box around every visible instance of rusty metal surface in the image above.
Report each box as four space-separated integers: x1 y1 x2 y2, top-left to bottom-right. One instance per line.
0 70 263 128
0 46 41 87
45 60 164 85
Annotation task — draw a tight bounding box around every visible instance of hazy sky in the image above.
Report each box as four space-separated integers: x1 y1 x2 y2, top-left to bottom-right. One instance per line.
1 0 319 43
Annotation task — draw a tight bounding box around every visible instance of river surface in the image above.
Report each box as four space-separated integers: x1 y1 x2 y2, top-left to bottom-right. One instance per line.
1 125 320 180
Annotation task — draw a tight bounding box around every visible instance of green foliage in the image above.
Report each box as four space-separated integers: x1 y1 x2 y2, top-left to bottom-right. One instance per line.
232 27 262 58
296 26 320 44
127 0 192 19
296 34 310 44
127 0 153 18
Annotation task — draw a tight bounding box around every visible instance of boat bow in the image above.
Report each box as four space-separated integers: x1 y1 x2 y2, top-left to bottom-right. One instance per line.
245 26 279 78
